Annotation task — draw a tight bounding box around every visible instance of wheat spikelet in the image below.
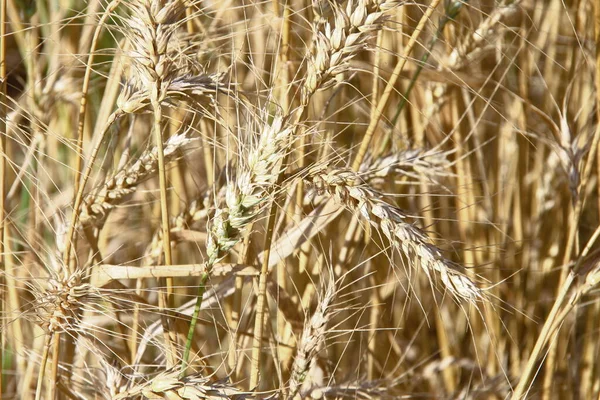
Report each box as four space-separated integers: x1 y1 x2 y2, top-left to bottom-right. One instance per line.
29 261 101 334
307 168 483 302
101 358 129 399
78 133 194 228
117 72 227 115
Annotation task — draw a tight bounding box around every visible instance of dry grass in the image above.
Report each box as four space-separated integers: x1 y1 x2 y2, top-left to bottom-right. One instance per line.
2 0 600 398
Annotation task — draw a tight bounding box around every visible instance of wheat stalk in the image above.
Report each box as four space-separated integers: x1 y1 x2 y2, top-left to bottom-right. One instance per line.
119 0 229 367
248 0 403 387
181 112 295 374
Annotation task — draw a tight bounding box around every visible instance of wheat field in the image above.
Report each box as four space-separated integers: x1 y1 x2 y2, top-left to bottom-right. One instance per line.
0 0 599 398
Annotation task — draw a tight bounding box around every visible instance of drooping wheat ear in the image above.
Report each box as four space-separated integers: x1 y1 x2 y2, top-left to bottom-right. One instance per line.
112 369 247 400
205 114 293 267
288 277 337 399
446 0 521 71
79 134 195 228
307 168 483 302
116 0 227 115
302 0 401 103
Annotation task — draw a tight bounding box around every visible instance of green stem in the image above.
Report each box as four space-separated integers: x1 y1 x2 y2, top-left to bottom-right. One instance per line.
180 271 209 376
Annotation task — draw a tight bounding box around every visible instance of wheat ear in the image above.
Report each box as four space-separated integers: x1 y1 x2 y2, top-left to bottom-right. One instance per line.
181 114 294 374
308 168 483 302
288 278 337 399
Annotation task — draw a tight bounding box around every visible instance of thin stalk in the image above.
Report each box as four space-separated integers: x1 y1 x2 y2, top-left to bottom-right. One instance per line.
200 120 214 185
0 0 6 394
47 331 60 400
34 332 52 400
186 4 194 34
279 4 297 372
151 100 174 291
248 106 307 389
151 93 176 366
180 271 210 376
370 30 384 118
367 272 381 380
228 232 253 377
249 187 280 390
510 271 576 399
364 28 387 380
271 0 280 17
5 223 24 389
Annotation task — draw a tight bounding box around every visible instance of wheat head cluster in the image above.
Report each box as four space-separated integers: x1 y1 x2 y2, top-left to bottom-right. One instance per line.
1 0 599 398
